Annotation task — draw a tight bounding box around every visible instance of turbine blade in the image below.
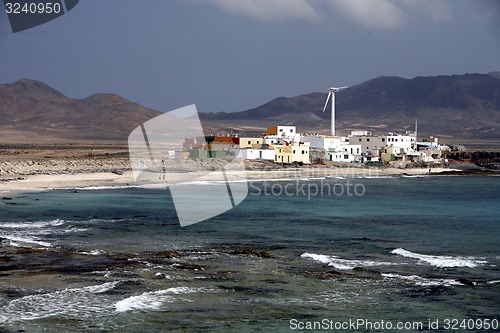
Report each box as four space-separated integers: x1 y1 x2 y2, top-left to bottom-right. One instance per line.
322 92 332 112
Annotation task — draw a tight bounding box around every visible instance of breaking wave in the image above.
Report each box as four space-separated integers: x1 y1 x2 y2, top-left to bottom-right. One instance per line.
381 273 463 287
391 248 487 268
114 287 204 312
301 252 400 270
0 282 119 323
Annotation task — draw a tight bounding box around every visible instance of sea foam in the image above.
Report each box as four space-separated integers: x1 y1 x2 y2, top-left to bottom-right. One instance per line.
391 248 487 268
0 282 119 323
381 273 463 287
114 286 202 312
301 252 399 270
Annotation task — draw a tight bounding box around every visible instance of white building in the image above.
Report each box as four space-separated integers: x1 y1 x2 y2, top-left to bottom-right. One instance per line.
301 134 344 150
301 134 362 163
326 151 357 162
417 137 449 151
240 148 275 161
348 131 416 156
266 125 301 143
385 133 416 153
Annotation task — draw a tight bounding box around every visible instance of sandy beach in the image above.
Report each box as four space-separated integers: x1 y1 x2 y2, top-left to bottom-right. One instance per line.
0 156 459 193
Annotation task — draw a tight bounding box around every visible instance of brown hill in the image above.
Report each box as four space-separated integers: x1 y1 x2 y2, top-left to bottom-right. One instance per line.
201 73 500 141
2 73 499 145
0 79 161 142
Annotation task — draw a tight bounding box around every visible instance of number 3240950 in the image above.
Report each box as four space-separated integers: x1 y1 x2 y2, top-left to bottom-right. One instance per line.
5 2 62 14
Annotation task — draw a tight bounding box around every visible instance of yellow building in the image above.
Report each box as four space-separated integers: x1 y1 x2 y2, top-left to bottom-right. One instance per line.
239 137 264 149
272 143 310 164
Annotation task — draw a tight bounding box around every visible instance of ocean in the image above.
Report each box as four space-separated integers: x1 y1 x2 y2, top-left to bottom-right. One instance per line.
0 175 499 332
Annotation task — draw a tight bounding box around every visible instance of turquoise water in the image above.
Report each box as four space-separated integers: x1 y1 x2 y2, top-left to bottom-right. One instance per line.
0 175 499 332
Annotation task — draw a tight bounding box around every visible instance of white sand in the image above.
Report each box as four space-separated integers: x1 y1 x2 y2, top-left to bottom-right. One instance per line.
0 166 459 194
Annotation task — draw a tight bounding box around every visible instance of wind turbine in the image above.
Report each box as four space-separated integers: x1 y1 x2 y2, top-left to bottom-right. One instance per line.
322 86 349 136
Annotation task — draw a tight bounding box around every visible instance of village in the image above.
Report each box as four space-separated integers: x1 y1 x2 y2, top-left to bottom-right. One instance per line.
181 124 450 167
178 83 451 167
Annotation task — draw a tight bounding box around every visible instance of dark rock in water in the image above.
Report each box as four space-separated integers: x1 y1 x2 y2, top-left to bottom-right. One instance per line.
150 251 181 258
218 285 284 295
259 251 272 258
406 285 456 298
16 247 47 255
172 262 205 271
1 197 12 200
230 248 273 258
322 271 345 279
0 255 12 262
457 277 475 286
352 267 382 278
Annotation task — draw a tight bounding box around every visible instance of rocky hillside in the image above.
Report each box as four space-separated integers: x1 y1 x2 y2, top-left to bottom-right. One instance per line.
201 73 500 140
0 79 161 141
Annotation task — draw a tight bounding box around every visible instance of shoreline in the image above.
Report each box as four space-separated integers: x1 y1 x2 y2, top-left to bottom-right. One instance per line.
0 165 472 194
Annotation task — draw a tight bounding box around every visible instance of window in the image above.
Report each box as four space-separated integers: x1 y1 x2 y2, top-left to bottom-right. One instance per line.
290 129 293 132
382 138 385 142
279 129 283 132
248 141 251 144
302 150 305 154
293 150 296 154
359 138 362 142
395 139 398 142
367 138 370 142
344 155 349 159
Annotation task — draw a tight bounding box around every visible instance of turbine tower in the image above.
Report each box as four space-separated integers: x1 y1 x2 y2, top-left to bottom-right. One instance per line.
322 85 349 136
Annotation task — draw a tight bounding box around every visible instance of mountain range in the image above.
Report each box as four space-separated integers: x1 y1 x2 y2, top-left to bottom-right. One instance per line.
201 72 500 140
0 79 161 142
1 73 499 143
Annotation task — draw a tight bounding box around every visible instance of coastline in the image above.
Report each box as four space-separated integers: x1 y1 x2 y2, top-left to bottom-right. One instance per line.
0 159 463 194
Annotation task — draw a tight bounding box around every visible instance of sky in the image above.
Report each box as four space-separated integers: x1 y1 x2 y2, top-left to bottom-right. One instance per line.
1 0 499 113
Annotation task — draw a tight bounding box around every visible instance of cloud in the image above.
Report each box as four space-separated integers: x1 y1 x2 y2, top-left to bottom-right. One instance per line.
201 0 454 29
203 0 320 22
